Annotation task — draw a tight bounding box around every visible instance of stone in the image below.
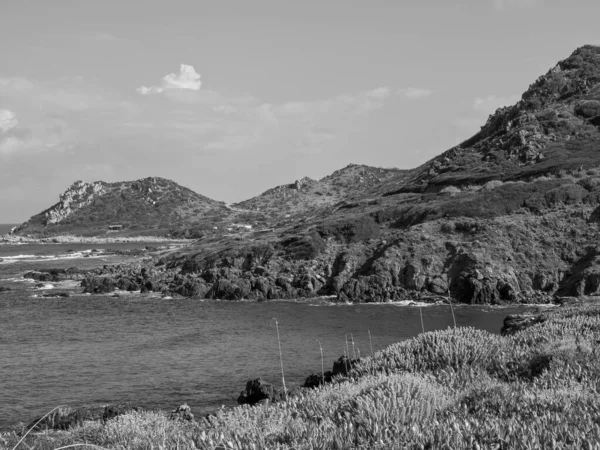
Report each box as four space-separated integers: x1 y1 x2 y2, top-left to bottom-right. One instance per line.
26 406 92 431
169 404 194 421
237 378 281 405
102 404 140 421
501 314 546 336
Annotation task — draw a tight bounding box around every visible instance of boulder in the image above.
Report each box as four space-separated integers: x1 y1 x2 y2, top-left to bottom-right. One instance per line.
26 406 92 431
575 100 600 118
303 371 333 388
117 277 139 291
332 355 359 376
500 313 546 336
237 378 281 405
102 404 140 421
41 292 71 298
169 404 194 421
81 276 117 294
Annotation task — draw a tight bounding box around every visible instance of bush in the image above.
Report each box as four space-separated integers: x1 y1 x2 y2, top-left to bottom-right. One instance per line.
281 232 325 260
317 215 380 243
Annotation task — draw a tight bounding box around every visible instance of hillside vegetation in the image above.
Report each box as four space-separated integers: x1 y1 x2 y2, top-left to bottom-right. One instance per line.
3 302 599 449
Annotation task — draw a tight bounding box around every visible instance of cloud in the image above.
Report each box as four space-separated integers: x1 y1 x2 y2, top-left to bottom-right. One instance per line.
493 0 543 9
0 109 18 133
398 87 433 99
137 64 202 95
473 94 521 114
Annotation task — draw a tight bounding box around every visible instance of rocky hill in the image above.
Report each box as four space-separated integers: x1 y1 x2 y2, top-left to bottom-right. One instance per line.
233 164 404 218
14 177 230 237
148 45 600 305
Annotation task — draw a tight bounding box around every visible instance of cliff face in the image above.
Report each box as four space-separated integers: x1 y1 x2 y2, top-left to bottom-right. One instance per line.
45 181 106 225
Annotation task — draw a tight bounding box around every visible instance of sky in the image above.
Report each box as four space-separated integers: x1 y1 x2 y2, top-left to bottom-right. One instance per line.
0 0 599 222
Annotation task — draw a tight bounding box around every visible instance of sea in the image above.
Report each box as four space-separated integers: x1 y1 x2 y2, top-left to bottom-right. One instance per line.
0 224 531 430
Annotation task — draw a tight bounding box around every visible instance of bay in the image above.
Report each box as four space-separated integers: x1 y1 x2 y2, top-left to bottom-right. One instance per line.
0 241 529 430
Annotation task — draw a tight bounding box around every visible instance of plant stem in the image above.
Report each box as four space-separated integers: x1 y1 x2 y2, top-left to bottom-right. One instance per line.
368 329 374 357
350 333 356 359
448 294 457 328
272 318 287 397
12 405 67 450
419 306 425 334
317 340 325 385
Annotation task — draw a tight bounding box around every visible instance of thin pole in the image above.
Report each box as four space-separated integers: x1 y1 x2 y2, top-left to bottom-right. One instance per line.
273 318 287 397
350 333 356 359
317 340 325 385
448 294 457 328
368 330 374 357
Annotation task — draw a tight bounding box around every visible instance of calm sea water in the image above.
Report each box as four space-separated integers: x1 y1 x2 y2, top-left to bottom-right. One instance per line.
0 238 530 430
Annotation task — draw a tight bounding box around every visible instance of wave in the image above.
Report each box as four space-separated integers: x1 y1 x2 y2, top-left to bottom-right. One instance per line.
0 250 107 264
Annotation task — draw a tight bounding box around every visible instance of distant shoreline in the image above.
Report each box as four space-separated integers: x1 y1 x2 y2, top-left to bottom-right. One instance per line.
0 234 195 245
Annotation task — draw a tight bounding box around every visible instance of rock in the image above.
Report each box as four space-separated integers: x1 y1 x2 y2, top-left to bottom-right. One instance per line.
237 378 281 405
26 406 92 431
117 277 139 291
23 268 82 282
303 371 333 388
500 313 546 336
575 100 600 118
0 286 10 293
81 276 117 294
332 355 359 376
41 292 71 298
102 404 140 421
169 404 194 421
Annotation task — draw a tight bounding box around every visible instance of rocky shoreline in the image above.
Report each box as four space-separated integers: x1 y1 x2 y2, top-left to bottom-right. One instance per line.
0 233 193 245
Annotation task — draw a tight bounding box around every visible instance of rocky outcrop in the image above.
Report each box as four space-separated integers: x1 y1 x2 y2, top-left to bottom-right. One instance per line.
500 313 547 336
26 406 97 431
45 180 106 225
102 404 141 421
169 404 194 421
237 379 282 405
24 268 83 282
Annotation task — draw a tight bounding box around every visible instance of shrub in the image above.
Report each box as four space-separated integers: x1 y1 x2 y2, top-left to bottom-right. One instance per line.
317 215 380 243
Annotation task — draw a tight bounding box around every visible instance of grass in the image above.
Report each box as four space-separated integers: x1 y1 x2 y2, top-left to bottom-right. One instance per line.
2 303 600 449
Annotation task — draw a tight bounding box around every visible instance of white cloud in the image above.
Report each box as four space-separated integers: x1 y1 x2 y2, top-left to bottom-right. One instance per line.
473 94 521 114
0 109 18 133
137 64 202 95
398 87 433 99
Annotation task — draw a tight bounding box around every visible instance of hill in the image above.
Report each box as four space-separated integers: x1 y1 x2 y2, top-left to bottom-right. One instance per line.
233 164 405 218
14 177 230 238
151 45 600 305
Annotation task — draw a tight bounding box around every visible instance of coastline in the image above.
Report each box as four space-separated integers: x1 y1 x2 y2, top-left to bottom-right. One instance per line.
0 234 194 245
